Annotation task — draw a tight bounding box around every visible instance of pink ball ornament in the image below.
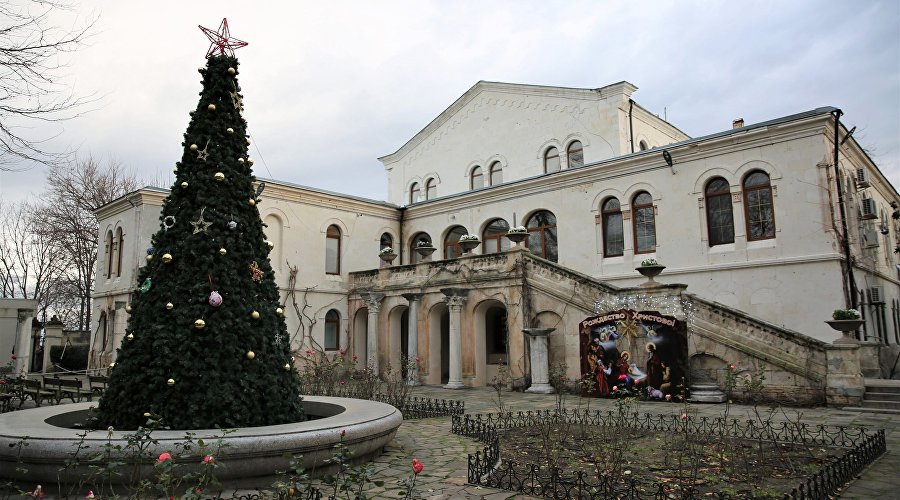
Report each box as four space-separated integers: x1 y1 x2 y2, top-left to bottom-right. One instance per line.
209 291 223 307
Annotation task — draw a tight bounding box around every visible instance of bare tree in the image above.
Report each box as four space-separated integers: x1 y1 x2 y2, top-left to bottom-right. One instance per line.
0 0 96 170
0 199 69 320
31 155 139 331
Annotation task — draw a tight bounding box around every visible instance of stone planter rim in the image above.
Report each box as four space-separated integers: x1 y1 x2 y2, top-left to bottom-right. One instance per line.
825 319 864 331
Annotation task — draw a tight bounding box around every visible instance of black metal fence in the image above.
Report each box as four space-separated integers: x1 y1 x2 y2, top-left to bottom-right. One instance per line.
453 409 886 499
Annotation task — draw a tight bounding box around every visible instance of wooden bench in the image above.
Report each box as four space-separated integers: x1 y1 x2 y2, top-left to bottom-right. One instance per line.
89 375 108 396
20 378 54 407
45 377 94 404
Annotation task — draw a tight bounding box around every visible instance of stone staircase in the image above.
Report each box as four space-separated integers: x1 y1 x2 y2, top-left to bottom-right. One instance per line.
856 379 900 413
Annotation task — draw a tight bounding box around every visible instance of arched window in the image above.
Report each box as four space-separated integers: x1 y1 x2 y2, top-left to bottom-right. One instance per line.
705 177 734 246
325 225 341 274
632 191 656 254
409 182 420 204
324 309 340 351
485 306 508 364
489 161 503 185
567 141 584 168
470 166 484 190
743 171 776 240
380 232 393 252
602 198 624 257
544 147 560 173
482 218 510 254
115 227 125 277
425 178 437 200
410 232 432 264
443 226 467 259
526 210 558 262
639 140 649 151
104 231 114 278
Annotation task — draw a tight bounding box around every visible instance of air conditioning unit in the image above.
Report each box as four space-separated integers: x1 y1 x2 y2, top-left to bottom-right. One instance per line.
870 286 884 304
861 229 880 248
856 168 870 188
860 198 878 220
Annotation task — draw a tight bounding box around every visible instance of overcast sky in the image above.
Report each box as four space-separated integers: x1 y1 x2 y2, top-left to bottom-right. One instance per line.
1 0 898 204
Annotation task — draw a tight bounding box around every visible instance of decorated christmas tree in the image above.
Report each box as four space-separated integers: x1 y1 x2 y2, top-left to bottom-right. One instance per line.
96 20 303 430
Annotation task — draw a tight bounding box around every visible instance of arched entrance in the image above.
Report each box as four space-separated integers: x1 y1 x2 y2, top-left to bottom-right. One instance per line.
473 299 508 386
427 302 450 385
387 305 409 379
352 308 368 369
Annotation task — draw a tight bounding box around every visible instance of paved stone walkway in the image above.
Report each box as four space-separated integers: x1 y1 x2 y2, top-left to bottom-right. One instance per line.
343 385 899 499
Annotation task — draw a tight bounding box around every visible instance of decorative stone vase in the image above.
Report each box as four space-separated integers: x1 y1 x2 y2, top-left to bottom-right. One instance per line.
825 319 864 345
379 252 397 264
506 231 528 245
636 264 666 286
458 239 480 254
415 245 436 259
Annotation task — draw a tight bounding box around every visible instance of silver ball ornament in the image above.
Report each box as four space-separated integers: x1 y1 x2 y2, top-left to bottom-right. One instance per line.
227 220 237 230
166 302 173 310
219 248 227 255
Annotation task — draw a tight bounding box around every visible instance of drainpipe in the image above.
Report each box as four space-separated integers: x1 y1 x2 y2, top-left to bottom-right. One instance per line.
628 99 635 154
831 109 858 309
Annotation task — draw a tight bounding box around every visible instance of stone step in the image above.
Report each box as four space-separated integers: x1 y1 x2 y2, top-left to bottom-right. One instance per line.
860 399 900 411
863 391 900 402
840 406 900 415
863 378 900 394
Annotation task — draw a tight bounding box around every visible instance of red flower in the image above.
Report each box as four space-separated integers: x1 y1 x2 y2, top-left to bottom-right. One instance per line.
340 429 346 438
10 354 16 360
202 455 215 464
339 379 346 385
412 458 424 475
29 485 44 498
0 379 6 385
679 413 688 421
352 354 358 361
612 385 618 391
157 452 172 463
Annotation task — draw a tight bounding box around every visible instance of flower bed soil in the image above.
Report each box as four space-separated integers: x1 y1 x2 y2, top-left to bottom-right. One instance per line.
498 423 845 498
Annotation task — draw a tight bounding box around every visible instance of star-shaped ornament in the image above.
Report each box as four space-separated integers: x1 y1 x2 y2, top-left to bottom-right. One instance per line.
197 140 210 161
191 207 213 234
199 18 248 58
274 332 284 346
230 91 243 112
616 316 642 342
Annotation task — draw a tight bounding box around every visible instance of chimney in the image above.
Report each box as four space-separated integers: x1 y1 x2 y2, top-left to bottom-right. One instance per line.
732 118 744 129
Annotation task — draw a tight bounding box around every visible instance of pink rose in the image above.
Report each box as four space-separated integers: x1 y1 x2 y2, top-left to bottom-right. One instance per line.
202 455 215 464
665 394 672 401
157 452 172 463
729 364 736 370
612 386 618 391
412 458 424 474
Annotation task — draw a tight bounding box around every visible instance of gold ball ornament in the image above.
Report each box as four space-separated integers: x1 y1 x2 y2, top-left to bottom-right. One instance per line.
127 333 134 340
246 351 255 360
198 67 205 73
248 198 256 206
284 363 291 371
207 103 216 111
226 127 234 135
194 319 206 329
214 172 225 181
181 182 189 188
190 144 198 151
219 248 227 256
251 310 260 320
266 240 274 250
161 253 173 263
228 67 236 75
246 138 251 145
145 255 153 262
109 362 116 368
143 412 151 417
275 307 284 316
248 158 254 166
238 157 245 164
125 304 132 313
166 302 174 310
167 378 175 386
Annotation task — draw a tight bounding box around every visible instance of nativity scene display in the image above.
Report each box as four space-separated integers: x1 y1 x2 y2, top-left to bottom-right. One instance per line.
579 309 688 399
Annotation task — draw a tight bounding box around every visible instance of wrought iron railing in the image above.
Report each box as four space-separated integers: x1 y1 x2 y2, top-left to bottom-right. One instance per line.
453 408 886 499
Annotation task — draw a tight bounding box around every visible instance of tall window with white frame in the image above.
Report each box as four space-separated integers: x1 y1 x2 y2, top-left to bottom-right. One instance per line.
525 210 558 262
705 177 734 245
470 166 484 190
409 182 420 204
115 227 125 277
324 309 340 351
325 225 341 274
602 197 624 257
632 191 656 254
105 230 114 278
489 161 503 185
544 147 560 173
743 171 776 240
425 178 437 200
567 141 584 168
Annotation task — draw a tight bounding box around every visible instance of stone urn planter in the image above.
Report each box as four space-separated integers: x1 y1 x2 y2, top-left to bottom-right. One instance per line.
826 319 864 344
458 238 480 254
379 252 397 264
636 264 666 286
415 245 436 259
506 231 528 245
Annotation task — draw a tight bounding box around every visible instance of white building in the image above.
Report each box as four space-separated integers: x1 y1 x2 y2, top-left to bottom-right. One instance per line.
90 81 900 403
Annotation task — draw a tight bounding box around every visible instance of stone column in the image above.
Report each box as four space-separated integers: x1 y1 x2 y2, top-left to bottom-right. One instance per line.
523 328 556 393
441 288 468 389
824 344 865 407
42 316 65 373
14 309 33 374
401 293 423 386
362 293 385 376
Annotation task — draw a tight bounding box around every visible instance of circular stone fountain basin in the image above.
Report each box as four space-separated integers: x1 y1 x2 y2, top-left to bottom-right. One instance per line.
0 396 401 489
